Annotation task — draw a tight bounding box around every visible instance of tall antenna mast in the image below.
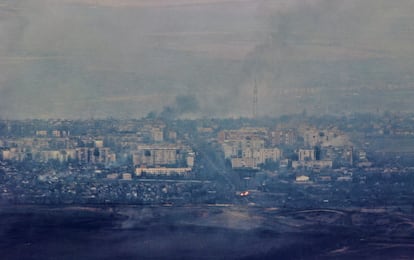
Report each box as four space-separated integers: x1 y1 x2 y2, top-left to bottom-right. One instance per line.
253 79 258 119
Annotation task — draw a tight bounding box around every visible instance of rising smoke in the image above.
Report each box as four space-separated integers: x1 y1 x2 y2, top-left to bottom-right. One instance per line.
156 94 200 119
0 0 414 118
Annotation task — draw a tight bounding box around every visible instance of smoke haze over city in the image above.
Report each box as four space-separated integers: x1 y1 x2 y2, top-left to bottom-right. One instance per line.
3 2 414 259
1 0 414 118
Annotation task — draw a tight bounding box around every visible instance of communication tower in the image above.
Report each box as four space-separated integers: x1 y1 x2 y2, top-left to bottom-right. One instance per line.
253 79 258 119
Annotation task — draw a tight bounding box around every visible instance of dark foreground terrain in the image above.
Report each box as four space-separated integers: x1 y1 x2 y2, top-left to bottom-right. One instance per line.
1 205 414 260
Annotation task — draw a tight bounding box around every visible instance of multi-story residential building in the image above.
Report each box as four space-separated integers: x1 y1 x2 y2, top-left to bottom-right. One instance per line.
258 148 282 164
298 148 316 161
132 144 193 168
151 128 164 142
270 129 298 146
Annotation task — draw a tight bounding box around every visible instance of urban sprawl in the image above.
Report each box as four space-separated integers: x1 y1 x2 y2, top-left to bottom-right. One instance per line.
1 113 414 208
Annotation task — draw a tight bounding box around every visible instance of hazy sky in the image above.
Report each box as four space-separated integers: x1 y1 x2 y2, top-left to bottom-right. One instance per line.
1 0 414 119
